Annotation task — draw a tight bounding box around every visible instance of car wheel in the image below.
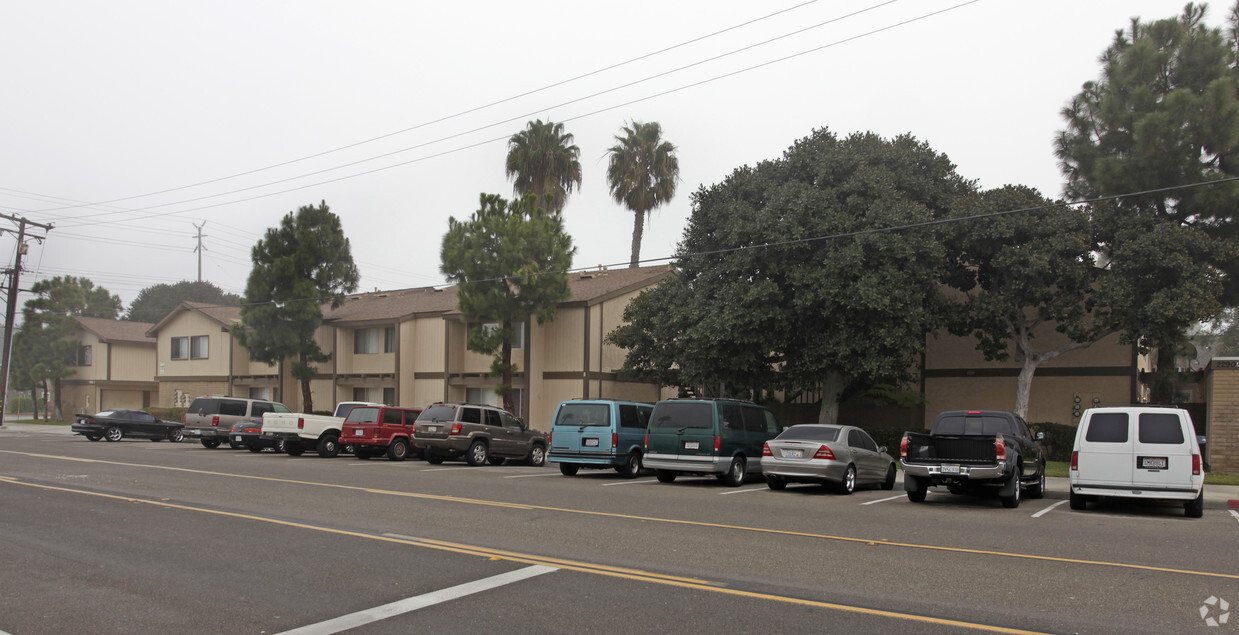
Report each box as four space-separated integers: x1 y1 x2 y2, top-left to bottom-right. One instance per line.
559 463 579 476
906 474 927 502
881 465 896 491
275 439 287 454
168 429 184 443
655 470 677 483
616 452 641 479
837 465 856 495
104 426 123 442
466 440 488 466
285 442 306 457
228 440 244 450
1026 467 1046 499
766 475 787 491
247 446 263 453
1185 488 1204 518
1000 469 1021 509
85 434 102 442
316 435 340 458
387 439 409 462
720 456 747 487
526 444 546 467
1069 491 1086 510
201 438 221 449
425 451 445 465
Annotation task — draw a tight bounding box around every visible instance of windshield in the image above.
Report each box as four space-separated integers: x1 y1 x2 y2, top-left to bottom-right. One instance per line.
555 404 610 427
775 425 840 442
416 404 457 423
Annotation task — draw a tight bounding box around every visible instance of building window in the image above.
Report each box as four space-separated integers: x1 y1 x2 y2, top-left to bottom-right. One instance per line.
355 327 394 355
76 345 92 367
352 387 394 405
383 387 395 405
480 322 525 349
190 335 209 359
249 387 271 401
170 337 188 360
466 387 524 417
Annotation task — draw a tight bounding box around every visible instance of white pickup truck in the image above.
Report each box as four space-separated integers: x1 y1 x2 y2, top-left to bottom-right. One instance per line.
262 401 382 458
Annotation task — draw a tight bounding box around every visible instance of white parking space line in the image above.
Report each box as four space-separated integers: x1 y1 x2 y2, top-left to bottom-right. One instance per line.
861 494 904 506
1230 510 1239 525
1031 500 1069 518
277 565 556 635
503 473 561 479
419 467 475 472
602 479 658 487
718 487 767 495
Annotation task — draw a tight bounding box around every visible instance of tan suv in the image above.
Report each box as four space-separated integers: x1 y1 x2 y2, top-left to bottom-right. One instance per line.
413 402 547 466
183 395 290 449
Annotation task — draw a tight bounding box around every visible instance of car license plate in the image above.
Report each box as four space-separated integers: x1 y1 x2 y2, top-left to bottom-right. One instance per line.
941 464 961 474
684 441 700 450
584 438 599 447
355 429 363 435
786 449 803 459
233 436 242 442
427 425 438 432
1140 456 1168 470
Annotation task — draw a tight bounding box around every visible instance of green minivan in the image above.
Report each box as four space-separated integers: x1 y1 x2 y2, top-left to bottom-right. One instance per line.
643 398 782 486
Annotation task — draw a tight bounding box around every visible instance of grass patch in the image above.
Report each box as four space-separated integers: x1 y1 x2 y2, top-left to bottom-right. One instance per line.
1046 461 1239 486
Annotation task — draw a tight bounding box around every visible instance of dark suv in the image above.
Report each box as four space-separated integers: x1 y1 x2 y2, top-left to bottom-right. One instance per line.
183 395 290 449
413 402 547 467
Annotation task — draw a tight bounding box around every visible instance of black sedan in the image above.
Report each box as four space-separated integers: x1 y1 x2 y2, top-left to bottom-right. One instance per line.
72 409 184 443
229 419 284 453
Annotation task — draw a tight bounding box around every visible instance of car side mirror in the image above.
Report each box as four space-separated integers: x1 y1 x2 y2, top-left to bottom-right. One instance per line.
878 446 887 454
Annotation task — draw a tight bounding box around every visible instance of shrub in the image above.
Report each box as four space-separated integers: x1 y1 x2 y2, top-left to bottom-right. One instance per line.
1029 421 1075 463
149 407 187 422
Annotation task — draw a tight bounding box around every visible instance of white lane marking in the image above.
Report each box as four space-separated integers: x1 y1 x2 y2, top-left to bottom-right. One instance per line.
419 467 475 472
862 495 904 506
503 473 561 479
602 479 658 487
278 565 556 635
718 487 767 495
1230 510 1239 525
1031 500 1069 518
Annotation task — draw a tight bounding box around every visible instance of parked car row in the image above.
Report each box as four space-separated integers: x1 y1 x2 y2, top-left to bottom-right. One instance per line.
69 396 1208 517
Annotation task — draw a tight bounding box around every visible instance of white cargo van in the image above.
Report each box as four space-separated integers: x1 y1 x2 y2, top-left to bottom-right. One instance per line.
1069 406 1204 518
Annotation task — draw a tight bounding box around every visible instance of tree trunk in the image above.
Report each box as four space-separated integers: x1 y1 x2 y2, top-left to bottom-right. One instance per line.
53 377 63 421
1011 320 1099 420
500 319 514 414
629 210 646 268
299 351 314 413
41 379 49 421
816 372 847 425
1014 356 1037 421
31 387 39 420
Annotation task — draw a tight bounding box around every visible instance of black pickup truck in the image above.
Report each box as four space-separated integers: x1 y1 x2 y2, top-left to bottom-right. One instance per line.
900 410 1046 508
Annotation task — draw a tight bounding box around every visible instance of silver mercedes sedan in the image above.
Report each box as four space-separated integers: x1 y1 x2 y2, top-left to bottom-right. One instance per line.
762 424 896 494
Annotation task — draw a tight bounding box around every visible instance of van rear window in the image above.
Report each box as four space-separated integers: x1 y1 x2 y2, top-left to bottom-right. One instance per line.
555 404 610 427
1138 413 1185 444
1084 413 1128 443
650 402 712 429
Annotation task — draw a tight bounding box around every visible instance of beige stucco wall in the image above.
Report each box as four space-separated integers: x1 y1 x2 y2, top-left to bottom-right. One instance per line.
111 343 156 382
598 289 643 373
922 374 1137 429
926 328 1134 371
1206 360 1239 473
159 380 229 408
70 332 106 381
157 312 229 378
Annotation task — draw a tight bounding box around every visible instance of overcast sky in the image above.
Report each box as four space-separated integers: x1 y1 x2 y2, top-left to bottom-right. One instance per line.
0 0 1210 315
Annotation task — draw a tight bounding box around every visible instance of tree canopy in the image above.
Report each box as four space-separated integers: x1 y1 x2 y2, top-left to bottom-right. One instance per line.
234 201 359 413
505 119 582 214
1055 2 1239 399
126 280 241 323
440 193 575 413
605 121 679 268
610 129 973 424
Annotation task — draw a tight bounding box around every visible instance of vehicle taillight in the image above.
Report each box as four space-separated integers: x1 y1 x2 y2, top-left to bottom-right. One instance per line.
212 415 220 427
1071 451 1078 471
643 432 648 450
814 445 836 460
547 431 552 444
612 433 618 449
900 435 908 459
297 417 305 429
451 423 462 436
1192 454 1201 476
713 436 721 453
762 442 772 457
995 437 1006 461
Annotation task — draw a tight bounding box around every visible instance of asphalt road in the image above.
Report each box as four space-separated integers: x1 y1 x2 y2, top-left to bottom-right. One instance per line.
1 427 1237 634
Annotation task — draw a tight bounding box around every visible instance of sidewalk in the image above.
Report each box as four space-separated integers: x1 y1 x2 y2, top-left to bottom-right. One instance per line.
0 421 74 435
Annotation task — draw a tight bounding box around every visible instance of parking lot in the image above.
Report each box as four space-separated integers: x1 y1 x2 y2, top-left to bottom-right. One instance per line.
1 424 1237 634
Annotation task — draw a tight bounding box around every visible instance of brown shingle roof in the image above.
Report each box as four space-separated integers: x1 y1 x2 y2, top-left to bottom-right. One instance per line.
75 316 156 344
144 300 243 336
325 286 460 324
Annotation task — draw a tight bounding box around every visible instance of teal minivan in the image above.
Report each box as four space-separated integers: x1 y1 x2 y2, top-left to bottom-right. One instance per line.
643 398 782 486
548 399 653 478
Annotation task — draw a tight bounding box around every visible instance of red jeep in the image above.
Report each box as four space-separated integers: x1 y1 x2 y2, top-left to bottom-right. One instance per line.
341 406 423 461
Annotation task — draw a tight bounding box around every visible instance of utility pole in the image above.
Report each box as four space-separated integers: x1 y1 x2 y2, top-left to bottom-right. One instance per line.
192 221 207 283
0 214 53 427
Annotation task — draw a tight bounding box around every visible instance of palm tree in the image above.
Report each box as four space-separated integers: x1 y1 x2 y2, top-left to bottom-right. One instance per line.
505 119 582 213
605 121 679 268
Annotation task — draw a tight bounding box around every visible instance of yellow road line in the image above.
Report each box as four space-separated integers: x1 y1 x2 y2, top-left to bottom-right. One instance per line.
0 475 1044 635
3 449 1236 582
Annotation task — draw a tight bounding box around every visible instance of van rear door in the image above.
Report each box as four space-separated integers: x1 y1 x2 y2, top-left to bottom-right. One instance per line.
1077 411 1133 486
1132 411 1192 491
